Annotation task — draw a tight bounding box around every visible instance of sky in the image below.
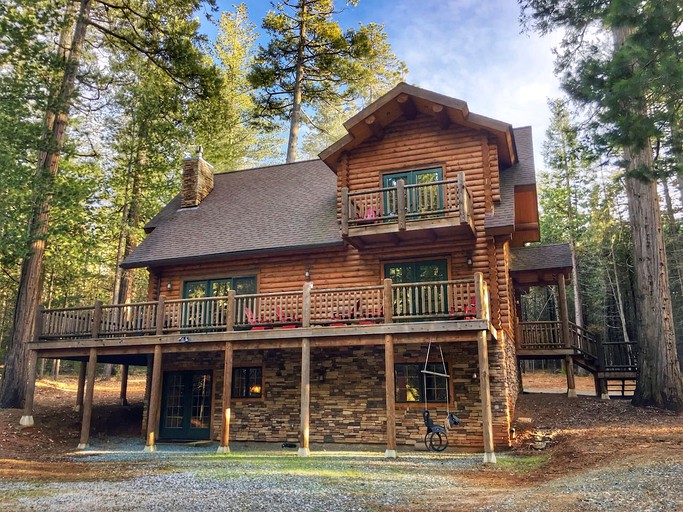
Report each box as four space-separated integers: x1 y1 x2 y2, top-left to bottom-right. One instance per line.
204 0 564 167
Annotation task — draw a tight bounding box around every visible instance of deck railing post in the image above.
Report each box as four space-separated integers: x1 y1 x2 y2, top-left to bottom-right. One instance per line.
91 301 103 339
156 295 166 335
302 282 312 328
397 180 406 230
34 305 44 342
458 172 467 224
341 187 349 236
474 272 489 321
226 290 236 331
383 279 393 324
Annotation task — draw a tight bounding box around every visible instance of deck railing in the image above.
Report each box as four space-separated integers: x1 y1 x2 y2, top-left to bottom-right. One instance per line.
600 341 639 372
36 274 490 341
518 321 563 350
340 173 472 235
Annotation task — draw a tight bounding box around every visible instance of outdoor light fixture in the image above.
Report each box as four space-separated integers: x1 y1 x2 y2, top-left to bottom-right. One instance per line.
304 264 312 281
317 367 326 382
166 282 172 291
466 253 473 267
472 371 478 381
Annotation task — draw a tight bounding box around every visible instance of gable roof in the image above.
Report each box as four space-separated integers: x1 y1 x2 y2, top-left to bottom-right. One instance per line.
510 243 573 273
319 82 518 171
484 126 536 230
121 160 342 269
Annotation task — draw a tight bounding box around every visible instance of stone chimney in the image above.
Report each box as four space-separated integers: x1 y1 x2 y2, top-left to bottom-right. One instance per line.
181 146 214 208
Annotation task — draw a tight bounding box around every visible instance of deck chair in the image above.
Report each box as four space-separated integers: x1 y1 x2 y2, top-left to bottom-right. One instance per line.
244 306 267 330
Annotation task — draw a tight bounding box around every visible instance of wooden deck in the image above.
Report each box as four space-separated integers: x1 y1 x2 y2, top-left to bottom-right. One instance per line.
31 275 494 358
517 320 638 377
340 174 475 247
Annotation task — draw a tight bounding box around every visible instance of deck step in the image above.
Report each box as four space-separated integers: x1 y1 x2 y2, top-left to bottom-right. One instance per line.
606 379 636 398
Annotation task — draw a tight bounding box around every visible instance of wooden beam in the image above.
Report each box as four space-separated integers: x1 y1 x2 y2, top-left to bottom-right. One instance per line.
144 344 163 452
384 334 397 458
217 342 233 454
156 295 166 335
396 93 417 120
298 336 311 457
19 350 38 427
77 347 97 450
477 330 496 463
226 290 236 332
119 364 129 406
364 115 384 140
341 188 349 237
383 279 393 324
75 360 87 412
432 104 451 130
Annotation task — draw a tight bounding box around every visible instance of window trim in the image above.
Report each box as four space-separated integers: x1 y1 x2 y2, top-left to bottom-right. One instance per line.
394 362 451 405
231 366 264 400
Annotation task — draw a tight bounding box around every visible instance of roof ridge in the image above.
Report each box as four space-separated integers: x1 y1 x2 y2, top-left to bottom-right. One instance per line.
214 158 323 176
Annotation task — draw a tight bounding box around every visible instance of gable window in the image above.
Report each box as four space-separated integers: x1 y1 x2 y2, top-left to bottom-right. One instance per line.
182 276 256 329
394 363 449 403
232 367 263 399
383 167 443 217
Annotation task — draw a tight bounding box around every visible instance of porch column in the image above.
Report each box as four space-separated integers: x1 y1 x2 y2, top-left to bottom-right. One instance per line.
477 330 496 464
298 337 311 457
557 274 576 398
19 350 39 427
384 334 397 458
77 347 97 449
74 360 87 412
119 364 129 406
144 344 163 452
217 342 234 454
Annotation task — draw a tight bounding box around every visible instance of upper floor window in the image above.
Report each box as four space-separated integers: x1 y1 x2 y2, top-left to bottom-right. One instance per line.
183 276 256 299
383 167 443 216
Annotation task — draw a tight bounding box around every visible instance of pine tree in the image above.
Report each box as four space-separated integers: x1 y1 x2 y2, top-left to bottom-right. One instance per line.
521 0 683 410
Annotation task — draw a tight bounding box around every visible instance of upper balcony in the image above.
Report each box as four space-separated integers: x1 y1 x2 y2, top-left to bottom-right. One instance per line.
340 172 475 248
32 274 493 354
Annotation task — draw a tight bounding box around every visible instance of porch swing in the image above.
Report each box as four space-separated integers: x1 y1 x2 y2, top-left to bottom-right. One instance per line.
421 341 461 452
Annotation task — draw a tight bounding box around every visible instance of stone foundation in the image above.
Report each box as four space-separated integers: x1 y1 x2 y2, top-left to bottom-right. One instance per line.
147 340 515 449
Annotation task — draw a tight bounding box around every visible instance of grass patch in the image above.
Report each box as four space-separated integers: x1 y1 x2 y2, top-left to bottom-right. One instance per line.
494 454 549 472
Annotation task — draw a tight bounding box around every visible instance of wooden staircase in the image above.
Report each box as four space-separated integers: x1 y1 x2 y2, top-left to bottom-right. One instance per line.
516 321 639 398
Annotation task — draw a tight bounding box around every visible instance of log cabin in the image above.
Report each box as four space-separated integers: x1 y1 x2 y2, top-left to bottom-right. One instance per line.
22 83 613 462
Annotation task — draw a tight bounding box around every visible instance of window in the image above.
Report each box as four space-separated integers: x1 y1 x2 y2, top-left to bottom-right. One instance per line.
182 276 256 329
394 363 449 403
383 167 443 217
232 367 263 399
385 259 448 317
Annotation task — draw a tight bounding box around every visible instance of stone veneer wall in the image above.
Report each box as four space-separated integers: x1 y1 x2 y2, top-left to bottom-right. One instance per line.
153 340 513 449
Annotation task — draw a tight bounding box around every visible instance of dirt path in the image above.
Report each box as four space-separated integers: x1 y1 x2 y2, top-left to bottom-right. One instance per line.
0 372 681 511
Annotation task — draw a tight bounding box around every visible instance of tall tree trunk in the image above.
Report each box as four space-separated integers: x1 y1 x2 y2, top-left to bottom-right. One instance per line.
613 25 683 410
0 0 92 408
609 243 631 344
286 1 307 164
661 178 683 370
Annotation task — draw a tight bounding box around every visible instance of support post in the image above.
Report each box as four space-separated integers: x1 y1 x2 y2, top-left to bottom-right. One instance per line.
383 278 393 324
144 344 163 452
217 342 234 454
226 290 236 332
565 356 577 398
156 295 166 335
298 336 311 457
458 172 467 224
119 364 129 406
396 179 406 230
557 274 576 398
477 330 496 463
341 187 349 236
19 350 39 427
74 360 87 412
302 282 312 328
91 300 103 339
384 334 397 458
77 347 97 449
599 378 610 400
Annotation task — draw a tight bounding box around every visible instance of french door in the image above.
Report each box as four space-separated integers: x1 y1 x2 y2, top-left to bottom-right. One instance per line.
159 370 212 440
385 260 448 317
382 168 443 218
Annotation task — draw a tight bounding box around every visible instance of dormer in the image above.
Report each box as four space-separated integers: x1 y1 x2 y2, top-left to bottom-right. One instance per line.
319 83 531 248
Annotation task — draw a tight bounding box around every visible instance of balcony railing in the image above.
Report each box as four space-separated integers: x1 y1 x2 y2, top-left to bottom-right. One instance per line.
518 320 598 359
340 173 473 236
36 274 490 341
